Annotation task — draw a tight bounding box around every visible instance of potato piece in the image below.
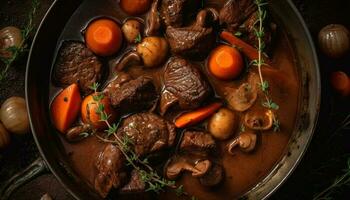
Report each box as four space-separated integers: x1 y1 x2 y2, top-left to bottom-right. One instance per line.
208 108 238 140
122 19 143 44
136 37 168 68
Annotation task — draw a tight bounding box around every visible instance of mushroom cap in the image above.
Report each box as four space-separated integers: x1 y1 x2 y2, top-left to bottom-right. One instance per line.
227 131 257 154
244 109 275 131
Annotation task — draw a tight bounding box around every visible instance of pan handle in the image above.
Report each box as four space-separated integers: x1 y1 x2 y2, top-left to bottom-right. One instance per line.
0 157 48 200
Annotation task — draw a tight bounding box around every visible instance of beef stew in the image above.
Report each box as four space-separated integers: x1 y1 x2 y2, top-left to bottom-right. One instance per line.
48 0 300 199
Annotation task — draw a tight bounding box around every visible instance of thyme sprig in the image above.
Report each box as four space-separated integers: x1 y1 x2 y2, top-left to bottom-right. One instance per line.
0 0 39 82
90 83 183 194
252 0 280 132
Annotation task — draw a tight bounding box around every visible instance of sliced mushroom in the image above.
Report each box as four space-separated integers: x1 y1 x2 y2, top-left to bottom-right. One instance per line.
199 164 224 187
226 73 259 112
115 51 142 71
227 131 257 154
192 160 212 177
165 157 212 180
145 0 161 36
66 124 92 142
196 8 219 28
244 109 275 131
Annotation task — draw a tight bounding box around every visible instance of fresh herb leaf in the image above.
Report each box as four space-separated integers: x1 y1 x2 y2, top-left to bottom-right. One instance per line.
134 33 142 43
273 118 280 132
260 80 269 92
234 31 243 37
79 132 90 138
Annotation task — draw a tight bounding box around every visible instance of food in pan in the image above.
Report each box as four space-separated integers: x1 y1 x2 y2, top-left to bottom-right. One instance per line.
49 0 300 199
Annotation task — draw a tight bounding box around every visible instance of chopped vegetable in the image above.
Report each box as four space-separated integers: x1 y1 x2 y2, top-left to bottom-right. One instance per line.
120 0 152 16
85 18 123 56
208 45 244 80
0 97 30 135
330 71 350 96
51 84 82 133
220 31 271 64
81 93 116 130
175 102 222 128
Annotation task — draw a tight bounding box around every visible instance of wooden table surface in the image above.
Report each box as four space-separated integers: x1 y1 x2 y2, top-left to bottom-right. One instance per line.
0 0 349 199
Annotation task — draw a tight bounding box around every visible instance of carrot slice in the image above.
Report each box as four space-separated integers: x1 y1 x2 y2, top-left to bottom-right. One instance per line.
51 84 82 133
330 71 350 96
209 45 244 80
220 31 271 65
175 103 223 128
85 18 123 56
81 93 116 130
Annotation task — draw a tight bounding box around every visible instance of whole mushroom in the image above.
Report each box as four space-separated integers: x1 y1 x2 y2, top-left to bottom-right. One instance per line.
121 19 143 44
136 36 169 68
208 108 238 140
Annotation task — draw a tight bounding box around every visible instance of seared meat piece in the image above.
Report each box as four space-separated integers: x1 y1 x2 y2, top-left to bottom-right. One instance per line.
160 57 211 115
199 164 224 187
117 113 176 156
145 0 161 36
160 0 199 28
166 8 218 58
53 42 102 94
219 0 256 32
94 144 127 198
120 170 146 194
180 131 216 152
105 73 158 114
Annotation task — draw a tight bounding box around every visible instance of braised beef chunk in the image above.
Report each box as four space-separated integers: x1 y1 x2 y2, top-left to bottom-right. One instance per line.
145 0 161 36
105 73 158 114
120 170 146 194
219 0 256 32
199 164 224 187
117 113 176 156
94 144 127 198
180 131 216 152
166 9 218 58
54 42 102 94
160 0 199 28
160 57 211 114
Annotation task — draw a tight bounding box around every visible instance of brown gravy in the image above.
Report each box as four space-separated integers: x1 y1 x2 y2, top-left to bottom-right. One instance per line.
50 0 300 199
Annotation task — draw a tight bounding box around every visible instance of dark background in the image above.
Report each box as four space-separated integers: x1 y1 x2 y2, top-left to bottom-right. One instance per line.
0 0 350 199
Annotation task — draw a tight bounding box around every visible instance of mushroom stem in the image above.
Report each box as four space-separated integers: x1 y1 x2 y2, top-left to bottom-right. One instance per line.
115 51 142 71
227 131 257 154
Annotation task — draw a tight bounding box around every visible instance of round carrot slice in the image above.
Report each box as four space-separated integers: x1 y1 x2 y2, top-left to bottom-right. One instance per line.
208 45 244 80
85 18 123 56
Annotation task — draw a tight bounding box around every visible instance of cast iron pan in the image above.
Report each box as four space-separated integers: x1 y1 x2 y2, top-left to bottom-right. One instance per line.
0 0 320 199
